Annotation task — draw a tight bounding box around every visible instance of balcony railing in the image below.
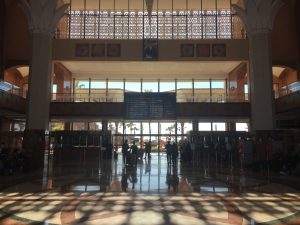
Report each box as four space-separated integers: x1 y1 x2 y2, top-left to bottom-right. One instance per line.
0 80 27 98
51 93 248 103
52 93 123 103
276 81 300 98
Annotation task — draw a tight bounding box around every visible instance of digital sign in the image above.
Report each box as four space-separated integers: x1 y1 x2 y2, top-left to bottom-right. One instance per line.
125 93 176 119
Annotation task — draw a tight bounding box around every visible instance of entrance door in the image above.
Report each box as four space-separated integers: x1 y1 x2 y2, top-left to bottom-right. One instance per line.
111 121 192 156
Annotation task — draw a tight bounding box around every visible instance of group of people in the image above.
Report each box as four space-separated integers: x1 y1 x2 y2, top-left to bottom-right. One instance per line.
121 139 179 167
267 138 300 175
121 140 142 167
0 142 28 175
165 141 179 165
121 167 138 191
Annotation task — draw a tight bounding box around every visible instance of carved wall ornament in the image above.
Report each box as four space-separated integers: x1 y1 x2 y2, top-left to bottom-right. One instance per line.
19 0 69 36
232 0 284 35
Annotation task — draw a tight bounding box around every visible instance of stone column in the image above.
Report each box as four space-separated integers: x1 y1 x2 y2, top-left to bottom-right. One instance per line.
0 0 5 80
232 0 283 131
102 120 108 132
192 120 199 132
64 122 71 131
226 122 236 132
180 122 185 140
296 0 300 81
20 0 69 169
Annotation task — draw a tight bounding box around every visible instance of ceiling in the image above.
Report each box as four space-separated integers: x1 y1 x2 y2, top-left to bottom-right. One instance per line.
66 0 238 11
272 66 286 77
15 62 287 79
60 61 243 79
16 66 29 77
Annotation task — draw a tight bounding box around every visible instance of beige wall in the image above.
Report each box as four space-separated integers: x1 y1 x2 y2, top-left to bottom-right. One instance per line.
53 39 249 61
2 0 299 74
228 62 247 97
53 63 72 94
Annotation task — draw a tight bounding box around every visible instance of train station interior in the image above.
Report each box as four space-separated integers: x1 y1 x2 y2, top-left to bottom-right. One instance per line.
0 0 300 224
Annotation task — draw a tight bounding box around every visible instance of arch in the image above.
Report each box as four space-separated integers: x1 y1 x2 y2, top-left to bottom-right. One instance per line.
272 65 298 96
4 65 29 87
272 0 298 63
4 0 31 61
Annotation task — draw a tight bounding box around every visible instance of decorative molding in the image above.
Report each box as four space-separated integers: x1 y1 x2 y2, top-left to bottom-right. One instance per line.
19 0 69 36
74 43 122 58
232 0 284 35
91 44 105 57
143 39 158 60
196 44 210 57
181 44 194 57
212 44 226 57
145 0 154 20
107 44 121 57
75 44 90 57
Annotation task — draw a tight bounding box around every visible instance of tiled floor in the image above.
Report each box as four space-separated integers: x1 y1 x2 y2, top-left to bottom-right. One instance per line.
0 153 300 225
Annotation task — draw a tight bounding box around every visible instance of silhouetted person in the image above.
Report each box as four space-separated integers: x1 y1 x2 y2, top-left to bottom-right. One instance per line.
172 142 178 166
166 166 172 191
121 169 128 192
145 141 152 159
145 157 151 174
130 141 138 167
128 166 138 190
185 142 192 162
172 167 179 192
165 141 172 165
122 140 129 165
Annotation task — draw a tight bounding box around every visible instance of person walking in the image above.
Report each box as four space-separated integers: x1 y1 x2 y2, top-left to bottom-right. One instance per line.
171 142 178 166
130 141 138 167
122 140 129 165
145 141 152 159
165 141 172 165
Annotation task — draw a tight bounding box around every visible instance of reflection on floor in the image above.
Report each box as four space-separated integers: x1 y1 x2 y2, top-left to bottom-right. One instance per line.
0 153 300 225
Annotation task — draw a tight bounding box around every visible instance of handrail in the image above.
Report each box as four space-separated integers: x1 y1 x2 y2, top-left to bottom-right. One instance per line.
0 80 27 98
51 93 249 103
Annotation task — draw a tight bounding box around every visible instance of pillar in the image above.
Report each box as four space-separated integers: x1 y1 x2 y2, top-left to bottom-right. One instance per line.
0 118 11 132
64 122 71 131
0 0 5 80
114 121 119 146
232 0 283 131
192 120 199 132
296 0 300 81
180 122 185 140
102 120 108 132
101 120 110 149
226 122 236 132
20 0 69 169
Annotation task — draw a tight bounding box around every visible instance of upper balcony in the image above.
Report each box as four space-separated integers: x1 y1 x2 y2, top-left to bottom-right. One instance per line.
56 0 245 40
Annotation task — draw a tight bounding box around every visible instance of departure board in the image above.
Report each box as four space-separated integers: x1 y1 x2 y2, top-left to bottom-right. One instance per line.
125 93 176 119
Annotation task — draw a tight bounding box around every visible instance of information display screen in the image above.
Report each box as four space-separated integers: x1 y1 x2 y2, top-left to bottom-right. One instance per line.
125 93 176 119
